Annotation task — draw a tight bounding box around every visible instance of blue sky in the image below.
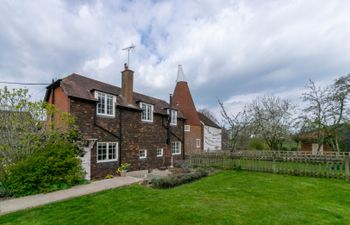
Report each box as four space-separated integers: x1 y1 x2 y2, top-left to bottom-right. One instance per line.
1 0 350 118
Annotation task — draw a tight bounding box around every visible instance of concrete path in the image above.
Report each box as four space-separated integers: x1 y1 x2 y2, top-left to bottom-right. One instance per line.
0 176 142 216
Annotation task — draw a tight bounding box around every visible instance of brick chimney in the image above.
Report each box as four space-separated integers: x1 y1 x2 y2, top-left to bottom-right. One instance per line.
121 63 134 105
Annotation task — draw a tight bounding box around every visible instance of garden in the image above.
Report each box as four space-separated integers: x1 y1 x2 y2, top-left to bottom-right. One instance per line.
1 170 350 225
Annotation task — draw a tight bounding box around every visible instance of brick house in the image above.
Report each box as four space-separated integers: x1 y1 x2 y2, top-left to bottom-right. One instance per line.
45 64 185 179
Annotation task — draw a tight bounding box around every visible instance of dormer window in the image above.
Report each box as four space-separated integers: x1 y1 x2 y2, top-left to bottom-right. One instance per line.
95 91 116 117
140 102 153 122
167 109 177 126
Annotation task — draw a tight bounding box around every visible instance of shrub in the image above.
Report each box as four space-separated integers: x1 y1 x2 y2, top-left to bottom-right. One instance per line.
151 169 209 189
105 174 114 179
3 142 84 197
0 182 12 198
249 138 269 150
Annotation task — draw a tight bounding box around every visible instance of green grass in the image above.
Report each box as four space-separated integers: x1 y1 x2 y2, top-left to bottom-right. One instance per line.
1 171 350 225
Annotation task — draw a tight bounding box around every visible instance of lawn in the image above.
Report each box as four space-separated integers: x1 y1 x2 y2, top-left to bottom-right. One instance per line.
1 171 350 225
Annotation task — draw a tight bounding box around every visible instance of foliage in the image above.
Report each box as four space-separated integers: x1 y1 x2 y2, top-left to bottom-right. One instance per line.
117 163 130 175
248 138 269 150
0 86 84 197
105 174 114 179
1 171 350 225
2 142 84 197
151 168 208 188
0 86 83 168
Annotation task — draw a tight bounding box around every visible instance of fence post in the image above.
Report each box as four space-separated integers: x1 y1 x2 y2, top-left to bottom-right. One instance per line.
272 154 276 174
345 157 349 181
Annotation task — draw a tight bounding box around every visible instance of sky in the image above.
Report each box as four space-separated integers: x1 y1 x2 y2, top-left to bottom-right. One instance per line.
1 0 350 121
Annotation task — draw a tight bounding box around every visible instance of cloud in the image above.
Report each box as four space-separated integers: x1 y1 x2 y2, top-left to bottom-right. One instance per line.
0 0 350 118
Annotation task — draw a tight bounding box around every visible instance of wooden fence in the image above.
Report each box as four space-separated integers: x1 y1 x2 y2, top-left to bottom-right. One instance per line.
185 151 350 181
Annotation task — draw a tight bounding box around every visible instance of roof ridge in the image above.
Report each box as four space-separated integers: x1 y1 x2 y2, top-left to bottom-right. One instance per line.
63 73 168 105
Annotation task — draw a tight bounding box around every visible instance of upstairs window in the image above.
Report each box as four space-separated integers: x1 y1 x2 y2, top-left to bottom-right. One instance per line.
96 91 116 117
171 141 181 155
140 102 154 122
184 125 190 132
167 109 177 126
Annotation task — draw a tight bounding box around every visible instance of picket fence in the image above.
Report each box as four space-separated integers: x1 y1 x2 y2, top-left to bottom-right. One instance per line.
186 151 350 181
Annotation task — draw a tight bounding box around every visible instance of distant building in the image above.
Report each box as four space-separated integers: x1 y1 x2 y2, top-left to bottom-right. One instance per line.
198 112 222 151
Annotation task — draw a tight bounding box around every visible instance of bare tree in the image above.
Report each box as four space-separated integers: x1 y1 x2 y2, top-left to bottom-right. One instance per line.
302 75 350 153
327 74 350 151
218 100 251 151
248 95 295 150
198 108 220 125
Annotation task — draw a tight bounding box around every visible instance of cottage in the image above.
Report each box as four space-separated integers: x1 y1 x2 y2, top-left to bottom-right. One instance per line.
45 64 222 179
45 64 186 179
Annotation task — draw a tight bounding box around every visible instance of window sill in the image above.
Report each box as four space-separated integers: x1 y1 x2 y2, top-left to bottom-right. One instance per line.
97 159 118 163
96 114 115 118
172 153 181 156
141 120 153 123
139 157 147 160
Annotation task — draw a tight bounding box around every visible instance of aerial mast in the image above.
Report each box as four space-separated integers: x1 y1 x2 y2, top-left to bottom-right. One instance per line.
122 44 136 67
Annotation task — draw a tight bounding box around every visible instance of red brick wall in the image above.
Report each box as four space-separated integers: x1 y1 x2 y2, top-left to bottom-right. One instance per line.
47 86 70 127
184 125 202 154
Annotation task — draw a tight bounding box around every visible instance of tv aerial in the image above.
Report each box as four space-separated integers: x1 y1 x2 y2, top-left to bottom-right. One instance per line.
122 44 136 67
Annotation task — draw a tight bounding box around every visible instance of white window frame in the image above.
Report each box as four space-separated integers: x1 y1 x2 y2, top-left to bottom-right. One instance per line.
171 141 181 155
139 149 147 159
167 109 177 126
196 139 201 148
140 102 154 122
184 125 190 132
95 91 116 117
156 148 163 157
97 142 118 163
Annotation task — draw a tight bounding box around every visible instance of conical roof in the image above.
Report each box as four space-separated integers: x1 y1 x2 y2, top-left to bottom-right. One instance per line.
176 65 186 82
173 66 201 126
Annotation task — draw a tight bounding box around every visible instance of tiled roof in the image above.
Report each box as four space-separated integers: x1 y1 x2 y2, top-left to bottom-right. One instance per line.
45 73 185 118
198 112 221 129
173 81 201 126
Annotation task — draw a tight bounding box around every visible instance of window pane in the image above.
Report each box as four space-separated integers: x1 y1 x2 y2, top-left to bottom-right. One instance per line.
107 95 113 115
97 93 105 114
109 143 116 160
98 143 107 161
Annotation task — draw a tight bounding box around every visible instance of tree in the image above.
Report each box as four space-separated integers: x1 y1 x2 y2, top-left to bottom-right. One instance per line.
198 108 220 126
248 95 295 150
218 100 251 151
301 75 350 153
0 86 82 168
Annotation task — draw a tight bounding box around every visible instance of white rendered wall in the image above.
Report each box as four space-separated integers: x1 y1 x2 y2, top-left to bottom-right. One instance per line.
203 125 222 151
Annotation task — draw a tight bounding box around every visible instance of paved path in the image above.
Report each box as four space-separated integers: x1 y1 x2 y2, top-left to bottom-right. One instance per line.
0 176 142 216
